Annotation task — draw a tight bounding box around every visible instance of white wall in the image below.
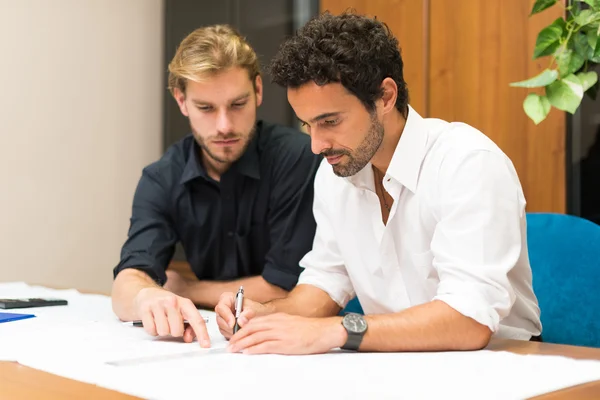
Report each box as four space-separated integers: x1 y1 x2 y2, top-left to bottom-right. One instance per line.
0 0 164 294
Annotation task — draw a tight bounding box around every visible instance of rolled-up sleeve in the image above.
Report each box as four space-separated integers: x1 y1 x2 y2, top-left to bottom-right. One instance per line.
431 150 524 332
297 164 354 307
113 167 177 285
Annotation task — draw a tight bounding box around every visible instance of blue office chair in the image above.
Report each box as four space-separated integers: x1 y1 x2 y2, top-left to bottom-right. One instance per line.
527 212 600 348
341 296 364 315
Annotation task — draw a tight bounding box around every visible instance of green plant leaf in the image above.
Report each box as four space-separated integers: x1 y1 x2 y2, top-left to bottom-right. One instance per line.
588 28 600 48
586 80 599 100
531 0 557 15
556 47 586 76
577 71 599 91
546 74 584 113
510 69 559 87
588 30 600 60
533 18 566 59
574 10 597 26
573 31 591 59
578 30 600 61
523 93 552 124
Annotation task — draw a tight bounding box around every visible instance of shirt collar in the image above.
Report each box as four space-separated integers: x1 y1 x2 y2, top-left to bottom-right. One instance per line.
179 123 262 185
386 105 428 194
345 105 428 194
180 138 209 184
234 124 261 180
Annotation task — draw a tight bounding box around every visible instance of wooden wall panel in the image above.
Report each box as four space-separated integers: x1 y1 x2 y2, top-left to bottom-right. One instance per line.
320 0 565 213
320 0 427 116
429 0 565 213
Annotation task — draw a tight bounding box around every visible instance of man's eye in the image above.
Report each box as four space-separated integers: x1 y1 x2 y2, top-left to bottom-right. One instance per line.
324 119 338 126
300 122 311 134
232 102 247 108
197 106 213 112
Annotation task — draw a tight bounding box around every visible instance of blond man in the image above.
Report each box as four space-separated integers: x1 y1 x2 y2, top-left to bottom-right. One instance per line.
111 25 321 346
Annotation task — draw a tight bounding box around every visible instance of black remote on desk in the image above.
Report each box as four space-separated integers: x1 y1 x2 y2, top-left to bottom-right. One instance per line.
0 298 68 309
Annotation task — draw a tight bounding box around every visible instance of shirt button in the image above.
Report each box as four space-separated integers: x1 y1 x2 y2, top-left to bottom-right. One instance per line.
227 231 234 237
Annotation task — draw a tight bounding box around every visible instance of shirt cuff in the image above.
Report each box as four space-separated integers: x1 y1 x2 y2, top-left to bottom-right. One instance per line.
433 280 513 333
297 270 355 309
113 252 167 285
261 265 301 292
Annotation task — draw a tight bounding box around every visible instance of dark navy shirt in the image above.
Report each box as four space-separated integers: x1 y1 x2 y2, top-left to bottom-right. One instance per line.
113 121 321 290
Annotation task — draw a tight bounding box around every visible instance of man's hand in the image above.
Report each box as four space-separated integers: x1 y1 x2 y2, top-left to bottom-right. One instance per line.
214 292 270 339
226 313 347 355
133 287 210 347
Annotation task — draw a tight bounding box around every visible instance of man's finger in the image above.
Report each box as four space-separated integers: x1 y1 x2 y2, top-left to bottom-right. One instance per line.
181 301 210 348
237 308 256 327
215 303 235 328
229 316 273 345
215 293 236 328
216 315 232 338
141 307 156 336
242 339 282 355
183 325 196 343
165 301 184 337
151 306 170 336
228 329 277 353
218 292 235 309
216 314 228 330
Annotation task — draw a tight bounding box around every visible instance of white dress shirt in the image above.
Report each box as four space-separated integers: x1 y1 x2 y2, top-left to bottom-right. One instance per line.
298 105 542 340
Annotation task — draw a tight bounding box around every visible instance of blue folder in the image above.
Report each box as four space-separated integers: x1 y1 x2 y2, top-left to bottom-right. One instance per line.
0 312 35 323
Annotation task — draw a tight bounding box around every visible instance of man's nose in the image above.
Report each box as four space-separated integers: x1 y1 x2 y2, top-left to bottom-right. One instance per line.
310 128 331 155
216 109 234 134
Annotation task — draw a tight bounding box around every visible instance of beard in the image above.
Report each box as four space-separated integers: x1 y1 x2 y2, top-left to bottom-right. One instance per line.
322 113 384 177
192 123 257 165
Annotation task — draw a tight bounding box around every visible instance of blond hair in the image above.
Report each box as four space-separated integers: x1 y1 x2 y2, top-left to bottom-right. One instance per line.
167 24 260 96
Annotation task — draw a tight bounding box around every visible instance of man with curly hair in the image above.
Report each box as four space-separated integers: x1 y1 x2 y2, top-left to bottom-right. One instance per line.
216 12 542 354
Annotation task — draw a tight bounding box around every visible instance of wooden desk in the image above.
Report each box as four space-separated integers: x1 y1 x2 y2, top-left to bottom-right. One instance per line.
1 339 599 399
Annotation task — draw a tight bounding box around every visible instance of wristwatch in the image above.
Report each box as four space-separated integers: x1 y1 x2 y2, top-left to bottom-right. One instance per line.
341 313 368 351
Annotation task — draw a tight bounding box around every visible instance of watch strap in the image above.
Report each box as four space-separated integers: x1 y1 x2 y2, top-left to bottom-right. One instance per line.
341 331 364 351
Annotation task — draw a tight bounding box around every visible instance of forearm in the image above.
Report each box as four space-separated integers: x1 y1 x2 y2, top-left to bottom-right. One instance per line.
111 268 161 321
188 276 288 309
357 300 492 352
262 284 341 318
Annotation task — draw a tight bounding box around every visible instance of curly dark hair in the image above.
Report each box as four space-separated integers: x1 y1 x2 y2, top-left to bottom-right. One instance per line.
269 11 409 115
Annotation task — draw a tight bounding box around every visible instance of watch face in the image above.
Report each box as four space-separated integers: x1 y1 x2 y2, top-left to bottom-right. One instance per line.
343 313 367 334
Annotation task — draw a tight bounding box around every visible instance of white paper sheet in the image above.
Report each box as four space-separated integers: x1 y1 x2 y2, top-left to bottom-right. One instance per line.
2 282 600 400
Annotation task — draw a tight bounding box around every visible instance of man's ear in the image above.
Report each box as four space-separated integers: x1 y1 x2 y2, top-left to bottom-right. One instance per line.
173 87 189 117
254 75 263 107
380 77 398 116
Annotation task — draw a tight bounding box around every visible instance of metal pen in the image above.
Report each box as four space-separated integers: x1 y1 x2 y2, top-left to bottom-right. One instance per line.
233 286 244 334
125 318 209 327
